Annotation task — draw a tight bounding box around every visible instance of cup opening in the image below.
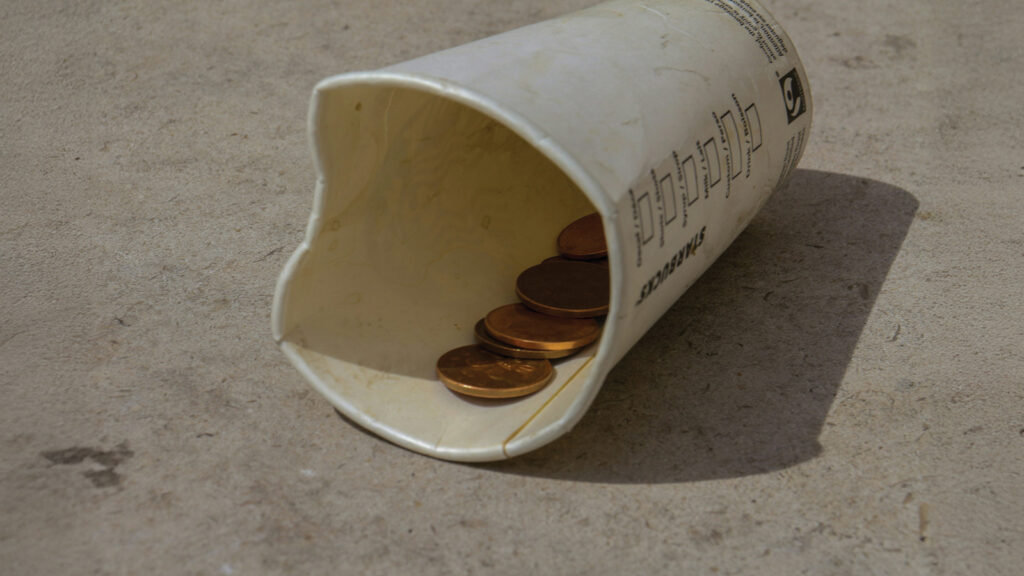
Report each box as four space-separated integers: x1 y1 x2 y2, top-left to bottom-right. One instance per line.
274 79 608 460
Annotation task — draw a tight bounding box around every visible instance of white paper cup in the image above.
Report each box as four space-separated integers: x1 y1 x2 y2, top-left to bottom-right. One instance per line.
272 0 812 461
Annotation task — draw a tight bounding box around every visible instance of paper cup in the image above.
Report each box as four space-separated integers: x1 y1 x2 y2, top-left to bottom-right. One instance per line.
272 0 812 461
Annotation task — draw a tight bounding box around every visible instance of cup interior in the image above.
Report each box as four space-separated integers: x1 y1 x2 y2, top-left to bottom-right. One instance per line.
275 81 606 460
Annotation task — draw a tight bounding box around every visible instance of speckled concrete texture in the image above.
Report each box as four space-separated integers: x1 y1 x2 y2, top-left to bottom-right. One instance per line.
2 1 1021 574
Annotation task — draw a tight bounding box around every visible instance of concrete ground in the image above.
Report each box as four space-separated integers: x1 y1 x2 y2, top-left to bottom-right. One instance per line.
2 0 1021 574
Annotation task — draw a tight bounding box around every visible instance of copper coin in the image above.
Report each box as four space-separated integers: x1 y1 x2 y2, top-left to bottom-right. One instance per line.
544 255 608 268
516 260 609 318
557 212 607 260
474 320 583 360
436 345 553 399
485 303 601 351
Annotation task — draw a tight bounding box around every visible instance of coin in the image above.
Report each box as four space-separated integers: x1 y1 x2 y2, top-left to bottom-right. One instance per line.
543 255 608 267
485 303 601 351
436 345 553 399
474 319 583 359
516 260 609 318
557 212 607 260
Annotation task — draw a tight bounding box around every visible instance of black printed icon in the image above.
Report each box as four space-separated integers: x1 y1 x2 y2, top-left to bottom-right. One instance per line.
779 68 806 124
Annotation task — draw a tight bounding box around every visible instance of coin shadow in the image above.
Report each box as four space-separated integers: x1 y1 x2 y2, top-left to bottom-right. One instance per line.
481 169 918 483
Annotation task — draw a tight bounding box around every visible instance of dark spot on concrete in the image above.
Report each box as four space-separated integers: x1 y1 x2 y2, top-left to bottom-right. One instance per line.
884 34 916 58
84 468 122 488
897 379 916 391
840 55 876 69
41 442 133 488
689 527 725 546
255 245 284 262
90 443 133 468
848 282 870 300
41 447 94 465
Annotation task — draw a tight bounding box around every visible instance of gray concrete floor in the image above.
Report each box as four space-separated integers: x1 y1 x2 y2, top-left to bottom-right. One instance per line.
2 0 1022 574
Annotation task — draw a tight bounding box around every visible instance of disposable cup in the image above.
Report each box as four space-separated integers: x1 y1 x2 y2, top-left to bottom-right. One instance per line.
272 0 812 461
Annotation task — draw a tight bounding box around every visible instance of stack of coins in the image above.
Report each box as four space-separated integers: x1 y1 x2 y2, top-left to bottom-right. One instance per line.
436 213 609 399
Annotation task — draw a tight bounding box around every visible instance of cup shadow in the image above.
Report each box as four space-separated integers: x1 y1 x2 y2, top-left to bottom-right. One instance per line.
481 169 918 483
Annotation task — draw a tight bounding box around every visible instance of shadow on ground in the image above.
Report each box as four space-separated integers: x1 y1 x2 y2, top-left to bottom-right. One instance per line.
482 169 918 483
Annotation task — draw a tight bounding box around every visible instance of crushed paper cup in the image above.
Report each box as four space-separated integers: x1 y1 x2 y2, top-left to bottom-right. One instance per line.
272 0 812 461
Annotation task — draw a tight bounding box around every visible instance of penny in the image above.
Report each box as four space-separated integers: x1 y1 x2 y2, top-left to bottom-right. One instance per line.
436 345 553 399
485 303 601 351
557 212 607 260
516 260 609 318
543 255 608 267
474 319 582 359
